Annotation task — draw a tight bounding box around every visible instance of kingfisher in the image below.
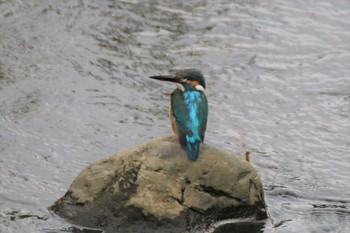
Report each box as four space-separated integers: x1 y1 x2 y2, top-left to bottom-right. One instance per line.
150 69 208 161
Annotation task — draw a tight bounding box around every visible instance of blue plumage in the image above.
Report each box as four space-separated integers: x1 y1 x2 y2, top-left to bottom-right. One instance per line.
186 140 201 161
171 84 208 160
149 68 208 161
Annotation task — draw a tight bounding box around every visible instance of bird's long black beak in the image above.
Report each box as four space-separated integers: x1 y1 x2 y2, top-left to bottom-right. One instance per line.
149 75 183 83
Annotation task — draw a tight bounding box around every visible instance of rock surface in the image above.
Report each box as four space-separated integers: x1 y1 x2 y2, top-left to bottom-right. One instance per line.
50 136 267 232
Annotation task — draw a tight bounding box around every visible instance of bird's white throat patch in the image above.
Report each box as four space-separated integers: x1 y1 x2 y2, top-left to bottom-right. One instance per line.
176 83 185 91
176 83 205 92
195 84 205 92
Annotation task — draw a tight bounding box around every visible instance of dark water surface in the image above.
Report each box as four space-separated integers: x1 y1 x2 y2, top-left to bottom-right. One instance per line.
0 0 349 232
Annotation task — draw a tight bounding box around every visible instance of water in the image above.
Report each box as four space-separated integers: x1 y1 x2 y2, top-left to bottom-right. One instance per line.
0 0 349 232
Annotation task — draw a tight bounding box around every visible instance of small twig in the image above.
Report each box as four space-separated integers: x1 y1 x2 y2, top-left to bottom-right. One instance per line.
229 129 252 163
245 151 251 163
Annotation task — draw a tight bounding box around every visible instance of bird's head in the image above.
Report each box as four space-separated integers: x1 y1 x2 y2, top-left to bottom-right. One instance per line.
150 68 206 91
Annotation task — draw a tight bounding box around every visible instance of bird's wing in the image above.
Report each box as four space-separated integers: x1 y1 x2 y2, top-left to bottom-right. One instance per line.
197 92 208 142
171 89 189 146
171 89 208 145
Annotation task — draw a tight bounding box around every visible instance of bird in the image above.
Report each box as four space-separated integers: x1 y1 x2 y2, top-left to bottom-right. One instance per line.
149 69 208 161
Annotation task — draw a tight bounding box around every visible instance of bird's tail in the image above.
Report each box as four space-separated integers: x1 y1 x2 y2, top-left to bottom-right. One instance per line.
186 140 201 161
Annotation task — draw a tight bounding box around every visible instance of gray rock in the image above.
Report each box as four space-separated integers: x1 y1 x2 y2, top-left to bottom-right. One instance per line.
50 136 267 233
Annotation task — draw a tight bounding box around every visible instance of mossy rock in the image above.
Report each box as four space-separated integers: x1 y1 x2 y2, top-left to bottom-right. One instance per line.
50 136 267 233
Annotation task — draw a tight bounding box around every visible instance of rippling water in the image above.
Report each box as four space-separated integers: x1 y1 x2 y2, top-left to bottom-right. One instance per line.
0 0 349 232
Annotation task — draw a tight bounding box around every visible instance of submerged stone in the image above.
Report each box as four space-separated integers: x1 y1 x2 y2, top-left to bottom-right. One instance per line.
50 136 267 232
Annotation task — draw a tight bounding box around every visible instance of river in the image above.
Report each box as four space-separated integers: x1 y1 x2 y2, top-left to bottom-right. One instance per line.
0 0 349 232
